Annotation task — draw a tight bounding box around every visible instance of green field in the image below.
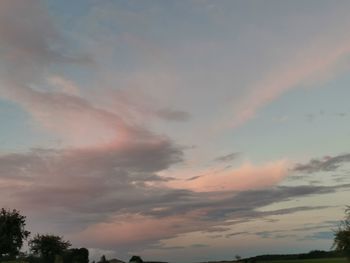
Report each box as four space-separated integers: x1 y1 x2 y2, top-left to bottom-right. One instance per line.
259 258 347 263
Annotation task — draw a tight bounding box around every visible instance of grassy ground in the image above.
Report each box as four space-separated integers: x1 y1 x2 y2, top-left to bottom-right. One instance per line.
259 258 347 263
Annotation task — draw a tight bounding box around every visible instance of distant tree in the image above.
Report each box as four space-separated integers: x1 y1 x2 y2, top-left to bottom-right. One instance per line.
333 206 350 261
64 247 89 263
129 255 143 263
0 208 30 259
98 254 109 263
29 234 71 263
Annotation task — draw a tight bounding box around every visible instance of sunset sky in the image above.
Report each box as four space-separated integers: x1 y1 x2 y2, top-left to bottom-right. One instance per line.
1 0 350 262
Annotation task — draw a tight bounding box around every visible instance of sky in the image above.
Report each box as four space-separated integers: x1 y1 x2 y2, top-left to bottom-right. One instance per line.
0 0 350 262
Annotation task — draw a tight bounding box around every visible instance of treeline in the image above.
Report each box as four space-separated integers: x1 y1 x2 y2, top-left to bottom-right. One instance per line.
0 208 90 263
243 250 343 262
2 206 350 263
16 247 89 263
0 208 152 263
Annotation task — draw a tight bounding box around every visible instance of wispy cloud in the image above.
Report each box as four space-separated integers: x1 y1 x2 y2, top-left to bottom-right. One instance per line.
170 160 289 192
294 153 350 174
228 43 350 129
214 152 241 163
1 144 347 252
155 108 191 122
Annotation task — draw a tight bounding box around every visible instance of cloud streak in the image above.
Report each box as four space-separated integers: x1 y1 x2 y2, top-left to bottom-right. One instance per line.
294 153 350 174
214 152 241 163
229 43 350 129
1 144 347 252
170 160 289 192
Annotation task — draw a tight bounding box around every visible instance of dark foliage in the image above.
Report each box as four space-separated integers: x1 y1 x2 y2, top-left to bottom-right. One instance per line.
129 256 143 263
25 255 46 263
243 250 342 262
98 255 109 263
29 234 71 263
63 248 89 263
0 208 30 259
333 206 350 260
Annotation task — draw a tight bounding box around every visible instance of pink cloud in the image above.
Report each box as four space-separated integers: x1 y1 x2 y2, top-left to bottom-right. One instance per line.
229 44 350 129
168 160 289 192
73 214 197 248
0 82 134 147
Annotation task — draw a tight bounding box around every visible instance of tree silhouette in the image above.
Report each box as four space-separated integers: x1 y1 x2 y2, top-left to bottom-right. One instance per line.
29 234 71 263
129 255 143 263
333 206 350 261
0 208 30 259
98 255 109 263
64 247 89 263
